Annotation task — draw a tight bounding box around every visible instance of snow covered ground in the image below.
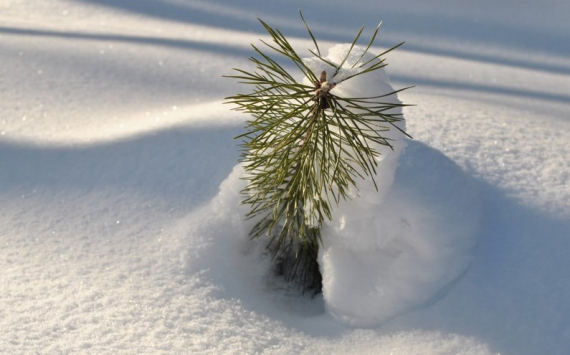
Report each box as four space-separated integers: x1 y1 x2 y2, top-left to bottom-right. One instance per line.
1 0 569 354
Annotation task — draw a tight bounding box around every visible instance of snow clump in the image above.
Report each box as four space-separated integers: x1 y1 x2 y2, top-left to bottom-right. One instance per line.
305 44 481 326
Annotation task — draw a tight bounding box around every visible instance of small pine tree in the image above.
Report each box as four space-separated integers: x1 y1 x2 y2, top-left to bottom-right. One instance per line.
225 12 411 292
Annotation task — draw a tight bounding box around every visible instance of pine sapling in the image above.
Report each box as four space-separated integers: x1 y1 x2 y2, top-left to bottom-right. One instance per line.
225 11 412 292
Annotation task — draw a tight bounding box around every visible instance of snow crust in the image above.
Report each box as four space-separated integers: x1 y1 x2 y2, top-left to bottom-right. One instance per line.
1 1 570 354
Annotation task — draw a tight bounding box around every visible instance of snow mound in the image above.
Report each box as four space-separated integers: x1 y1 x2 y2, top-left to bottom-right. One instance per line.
320 140 481 326
306 44 481 326
182 44 481 327
184 139 480 327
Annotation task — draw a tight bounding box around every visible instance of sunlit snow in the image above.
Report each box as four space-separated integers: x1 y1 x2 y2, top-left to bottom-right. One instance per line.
1 1 569 354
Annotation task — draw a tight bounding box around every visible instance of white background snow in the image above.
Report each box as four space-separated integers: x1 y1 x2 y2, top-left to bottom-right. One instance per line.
1 0 569 354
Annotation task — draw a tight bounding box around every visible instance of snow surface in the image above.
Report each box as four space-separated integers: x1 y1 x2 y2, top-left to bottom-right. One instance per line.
1 0 570 354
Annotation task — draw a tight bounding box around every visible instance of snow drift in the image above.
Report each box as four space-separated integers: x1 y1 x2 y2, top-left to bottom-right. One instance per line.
3 1 569 353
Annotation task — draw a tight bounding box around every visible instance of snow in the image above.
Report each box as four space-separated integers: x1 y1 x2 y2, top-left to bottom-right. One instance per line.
320 141 480 327
1 0 570 354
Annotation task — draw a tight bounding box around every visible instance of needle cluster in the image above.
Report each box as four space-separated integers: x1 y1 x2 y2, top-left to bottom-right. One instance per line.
224 12 411 291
